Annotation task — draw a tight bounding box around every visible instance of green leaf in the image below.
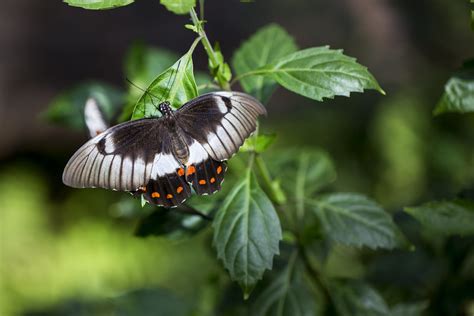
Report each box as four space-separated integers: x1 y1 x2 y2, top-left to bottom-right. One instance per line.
195 71 216 94
213 171 282 298
43 81 123 130
265 46 384 101
241 134 277 154
121 44 178 121
63 0 134 10
251 253 319 316
273 149 336 200
232 24 297 103
308 193 404 249
209 42 232 85
329 280 390 316
404 200 474 236
131 39 199 120
434 61 474 115
160 0 195 15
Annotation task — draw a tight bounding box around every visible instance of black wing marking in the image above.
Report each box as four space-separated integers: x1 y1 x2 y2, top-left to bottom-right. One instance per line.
185 159 227 195
62 118 182 191
177 91 266 161
140 169 192 208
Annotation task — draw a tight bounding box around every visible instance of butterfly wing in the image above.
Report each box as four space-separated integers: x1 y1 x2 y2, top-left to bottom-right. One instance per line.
175 91 264 195
177 91 266 161
62 118 192 207
84 98 109 137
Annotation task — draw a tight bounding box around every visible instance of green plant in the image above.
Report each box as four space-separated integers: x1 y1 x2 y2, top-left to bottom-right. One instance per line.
42 0 474 315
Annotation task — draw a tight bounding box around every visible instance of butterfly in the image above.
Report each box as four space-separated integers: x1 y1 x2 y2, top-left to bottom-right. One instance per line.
62 91 266 208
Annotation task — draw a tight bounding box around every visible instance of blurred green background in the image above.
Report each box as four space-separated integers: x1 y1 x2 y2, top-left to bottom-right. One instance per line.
1 0 474 315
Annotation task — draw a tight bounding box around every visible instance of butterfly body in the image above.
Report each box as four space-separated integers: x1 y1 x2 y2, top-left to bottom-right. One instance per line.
63 91 265 208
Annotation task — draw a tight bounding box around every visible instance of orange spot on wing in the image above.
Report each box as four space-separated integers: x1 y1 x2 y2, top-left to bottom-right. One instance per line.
217 166 223 174
210 177 216 183
151 192 160 198
186 165 196 176
199 179 206 185
177 186 184 194
166 194 173 199
177 168 185 176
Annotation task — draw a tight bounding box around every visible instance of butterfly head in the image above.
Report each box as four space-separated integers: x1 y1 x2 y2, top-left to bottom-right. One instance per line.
158 101 173 117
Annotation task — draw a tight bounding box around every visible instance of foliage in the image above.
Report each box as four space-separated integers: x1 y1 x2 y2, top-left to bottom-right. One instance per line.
232 24 298 103
160 0 195 15
63 0 134 10
308 193 404 249
213 170 282 298
33 0 474 315
131 38 199 119
434 60 474 115
405 200 474 236
44 81 123 130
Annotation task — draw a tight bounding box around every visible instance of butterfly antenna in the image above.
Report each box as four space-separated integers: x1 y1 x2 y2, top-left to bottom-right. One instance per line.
126 78 161 112
126 78 163 101
161 59 182 104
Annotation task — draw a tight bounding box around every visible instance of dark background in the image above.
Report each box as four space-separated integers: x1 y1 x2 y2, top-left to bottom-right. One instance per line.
1 0 473 315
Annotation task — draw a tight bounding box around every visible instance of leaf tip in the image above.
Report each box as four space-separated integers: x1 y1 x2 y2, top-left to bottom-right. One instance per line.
242 285 255 300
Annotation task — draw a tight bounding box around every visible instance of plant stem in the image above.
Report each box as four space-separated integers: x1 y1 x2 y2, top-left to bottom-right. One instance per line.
255 155 286 205
190 7 231 90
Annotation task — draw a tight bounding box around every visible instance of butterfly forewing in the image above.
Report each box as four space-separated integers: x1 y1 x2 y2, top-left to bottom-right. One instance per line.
177 91 266 161
63 118 168 191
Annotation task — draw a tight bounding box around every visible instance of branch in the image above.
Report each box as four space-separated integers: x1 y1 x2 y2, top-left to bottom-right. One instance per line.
190 7 231 90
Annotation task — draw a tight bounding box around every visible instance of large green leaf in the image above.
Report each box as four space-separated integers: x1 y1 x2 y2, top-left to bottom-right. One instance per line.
121 44 178 121
434 61 474 115
213 171 282 298
308 193 404 249
266 46 384 101
329 280 390 316
268 149 336 225
272 149 336 200
131 40 199 119
63 0 134 10
404 200 474 236
251 254 319 316
44 81 123 130
160 0 195 15
232 24 297 103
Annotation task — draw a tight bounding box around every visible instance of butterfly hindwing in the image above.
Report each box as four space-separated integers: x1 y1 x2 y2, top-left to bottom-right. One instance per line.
186 159 227 195
84 98 108 137
141 167 192 207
